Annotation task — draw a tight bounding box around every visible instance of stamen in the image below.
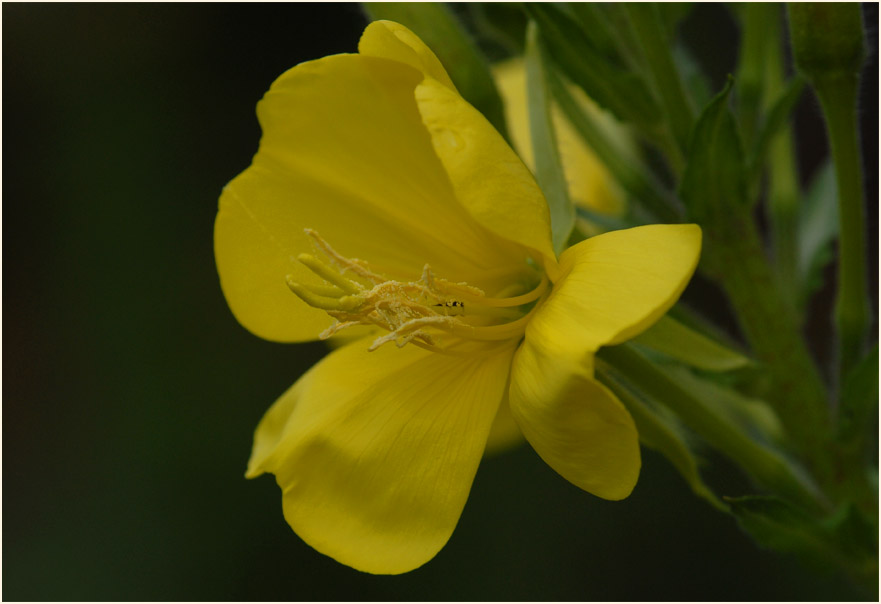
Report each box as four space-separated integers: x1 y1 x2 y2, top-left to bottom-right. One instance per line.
288 229 550 353
286 276 361 312
305 228 385 284
297 253 363 294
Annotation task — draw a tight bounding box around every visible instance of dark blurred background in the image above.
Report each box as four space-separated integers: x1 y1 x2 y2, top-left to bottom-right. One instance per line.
3 3 875 600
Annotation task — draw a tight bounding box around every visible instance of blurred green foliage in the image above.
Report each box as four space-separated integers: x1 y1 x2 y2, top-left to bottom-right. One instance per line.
3 3 874 600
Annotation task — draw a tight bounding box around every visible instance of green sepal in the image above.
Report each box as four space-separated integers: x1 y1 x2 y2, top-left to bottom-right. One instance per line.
597 362 726 512
797 161 839 302
525 3 661 129
361 2 509 141
633 314 752 372
679 76 750 222
524 21 575 254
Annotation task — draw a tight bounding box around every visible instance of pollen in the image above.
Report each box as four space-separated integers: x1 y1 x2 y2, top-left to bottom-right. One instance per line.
286 229 549 353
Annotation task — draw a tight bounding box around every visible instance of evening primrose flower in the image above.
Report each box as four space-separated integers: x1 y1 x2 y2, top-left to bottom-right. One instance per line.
215 21 701 575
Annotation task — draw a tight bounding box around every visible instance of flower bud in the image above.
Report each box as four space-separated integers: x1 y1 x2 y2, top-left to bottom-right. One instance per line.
788 3 866 80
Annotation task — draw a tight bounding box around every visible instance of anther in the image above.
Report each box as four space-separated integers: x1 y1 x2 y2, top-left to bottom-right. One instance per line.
286 276 362 312
297 253 362 294
287 229 549 354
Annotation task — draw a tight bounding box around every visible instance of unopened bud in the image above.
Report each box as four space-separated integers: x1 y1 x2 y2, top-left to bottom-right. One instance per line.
788 3 866 80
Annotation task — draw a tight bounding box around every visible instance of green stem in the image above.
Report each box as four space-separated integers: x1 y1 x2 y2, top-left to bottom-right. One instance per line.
598 344 826 511
763 15 801 312
813 73 871 383
623 3 694 158
768 127 800 310
701 212 834 486
735 3 770 148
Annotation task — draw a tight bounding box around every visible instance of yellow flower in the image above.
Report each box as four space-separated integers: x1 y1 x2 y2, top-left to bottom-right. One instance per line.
215 21 701 575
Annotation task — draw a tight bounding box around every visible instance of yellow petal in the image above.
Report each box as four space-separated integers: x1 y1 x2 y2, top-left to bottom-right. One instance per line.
527 224 702 359
215 53 529 342
358 20 457 91
247 340 517 574
414 77 557 268
246 362 316 478
492 58 628 217
509 338 640 499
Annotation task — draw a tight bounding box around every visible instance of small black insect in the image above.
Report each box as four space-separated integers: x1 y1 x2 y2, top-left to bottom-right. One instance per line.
433 300 465 315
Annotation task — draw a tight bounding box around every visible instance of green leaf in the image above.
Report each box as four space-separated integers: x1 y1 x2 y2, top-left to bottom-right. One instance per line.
664 364 784 446
574 205 636 233
526 3 661 129
598 344 823 510
798 161 839 300
567 3 640 71
524 22 575 254
673 44 712 112
823 503 879 565
728 496 879 592
747 75 806 184
633 314 752 372
622 3 694 154
728 495 833 554
546 65 682 223
679 77 749 221
465 4 528 55
362 3 509 141
597 363 726 511
655 2 693 38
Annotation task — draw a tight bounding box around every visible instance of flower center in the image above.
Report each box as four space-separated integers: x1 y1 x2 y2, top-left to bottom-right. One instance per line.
286 229 549 354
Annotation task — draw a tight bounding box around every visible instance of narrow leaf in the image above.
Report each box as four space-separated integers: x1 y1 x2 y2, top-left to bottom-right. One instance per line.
466 4 528 55
747 75 806 183
547 66 682 223
633 314 752 372
526 3 660 128
567 3 640 71
623 3 694 153
597 363 726 511
362 2 509 140
524 22 574 254
679 77 749 221
664 364 785 446
727 495 833 554
730 496 879 595
599 344 823 510
798 161 839 299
